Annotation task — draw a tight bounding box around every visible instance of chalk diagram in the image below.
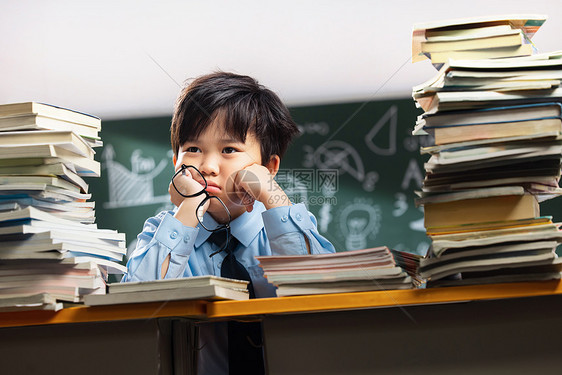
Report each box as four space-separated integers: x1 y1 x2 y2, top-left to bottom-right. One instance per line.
365 105 397 156
310 140 365 181
275 172 309 208
336 199 382 251
102 145 171 209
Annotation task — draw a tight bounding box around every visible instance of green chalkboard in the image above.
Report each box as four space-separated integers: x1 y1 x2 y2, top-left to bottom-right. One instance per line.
87 97 562 266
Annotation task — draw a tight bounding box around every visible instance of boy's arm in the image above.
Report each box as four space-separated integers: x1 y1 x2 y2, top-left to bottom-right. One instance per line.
234 164 335 256
121 211 199 282
262 203 336 256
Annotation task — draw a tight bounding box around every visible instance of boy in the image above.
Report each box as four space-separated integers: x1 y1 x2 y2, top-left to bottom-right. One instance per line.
122 72 335 374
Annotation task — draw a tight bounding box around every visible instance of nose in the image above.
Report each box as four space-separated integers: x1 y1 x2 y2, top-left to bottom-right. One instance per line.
198 154 219 177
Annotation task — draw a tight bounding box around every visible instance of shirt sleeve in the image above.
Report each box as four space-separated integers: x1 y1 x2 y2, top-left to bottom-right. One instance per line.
121 211 199 282
261 203 336 256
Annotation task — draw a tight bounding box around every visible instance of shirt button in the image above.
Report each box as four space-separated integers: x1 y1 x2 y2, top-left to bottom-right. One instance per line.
183 235 190 243
295 213 302 221
281 215 288 222
170 231 178 239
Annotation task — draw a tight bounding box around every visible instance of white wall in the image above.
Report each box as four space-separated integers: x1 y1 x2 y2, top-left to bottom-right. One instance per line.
1 0 561 120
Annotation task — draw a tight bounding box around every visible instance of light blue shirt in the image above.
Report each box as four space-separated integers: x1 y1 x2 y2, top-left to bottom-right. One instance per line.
121 202 336 298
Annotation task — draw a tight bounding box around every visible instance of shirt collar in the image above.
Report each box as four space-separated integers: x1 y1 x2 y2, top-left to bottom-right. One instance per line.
194 201 266 248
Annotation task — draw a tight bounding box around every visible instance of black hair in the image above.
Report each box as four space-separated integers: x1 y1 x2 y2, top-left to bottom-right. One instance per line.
171 72 300 165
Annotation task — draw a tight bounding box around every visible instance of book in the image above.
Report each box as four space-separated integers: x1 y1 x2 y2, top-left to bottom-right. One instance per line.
0 230 124 248
422 160 562 191
412 14 546 63
257 247 416 294
0 285 101 303
0 260 106 278
263 266 407 284
0 162 90 194
0 184 92 201
0 175 85 194
0 235 125 255
416 186 525 206
425 24 517 40
0 292 62 312
425 142 562 166
443 71 562 88
0 145 100 177
421 30 526 53
275 278 413 297
108 275 248 294
0 102 101 128
415 103 562 134
426 217 554 236
0 223 124 242
0 130 95 159
0 242 124 262
431 226 562 256
0 274 106 290
419 110 562 144
0 196 95 213
421 240 558 269
421 248 557 280
416 87 562 114
423 194 539 228
0 206 99 228
61 256 127 274
0 114 100 139
258 247 395 267
84 284 249 305
428 258 562 287
427 44 534 64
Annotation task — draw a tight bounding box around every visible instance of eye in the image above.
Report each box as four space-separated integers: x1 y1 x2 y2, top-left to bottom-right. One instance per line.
186 146 200 153
222 147 238 154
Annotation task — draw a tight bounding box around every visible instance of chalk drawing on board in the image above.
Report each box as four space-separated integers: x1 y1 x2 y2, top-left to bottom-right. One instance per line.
365 105 397 156
362 171 379 192
318 184 336 233
392 192 408 217
297 121 330 136
337 199 382 251
401 158 424 191
310 140 365 182
102 145 171 209
275 169 309 207
409 216 425 232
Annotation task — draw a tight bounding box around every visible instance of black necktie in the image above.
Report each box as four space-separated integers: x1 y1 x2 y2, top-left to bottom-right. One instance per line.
207 229 265 374
207 229 255 299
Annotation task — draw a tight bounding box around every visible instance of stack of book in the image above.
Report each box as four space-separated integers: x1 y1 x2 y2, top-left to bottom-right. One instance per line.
257 247 420 297
411 16 562 287
0 102 126 311
84 276 250 306
412 14 546 66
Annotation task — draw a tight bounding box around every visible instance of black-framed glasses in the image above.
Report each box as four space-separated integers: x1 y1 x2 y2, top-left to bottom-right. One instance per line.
171 164 232 256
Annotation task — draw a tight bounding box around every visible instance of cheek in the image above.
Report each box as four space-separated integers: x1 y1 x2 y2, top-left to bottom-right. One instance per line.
175 152 194 170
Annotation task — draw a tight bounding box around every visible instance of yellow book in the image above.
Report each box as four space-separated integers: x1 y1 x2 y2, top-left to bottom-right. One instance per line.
424 194 539 228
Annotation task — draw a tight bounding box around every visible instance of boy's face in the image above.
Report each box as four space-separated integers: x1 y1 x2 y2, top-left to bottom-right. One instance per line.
173 116 265 222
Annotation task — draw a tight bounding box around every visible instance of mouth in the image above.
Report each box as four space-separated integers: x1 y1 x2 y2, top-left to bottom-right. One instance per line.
205 181 221 193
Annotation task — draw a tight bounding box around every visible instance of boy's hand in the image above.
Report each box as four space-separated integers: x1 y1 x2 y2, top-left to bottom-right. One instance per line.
169 167 209 227
230 163 290 212
168 167 205 208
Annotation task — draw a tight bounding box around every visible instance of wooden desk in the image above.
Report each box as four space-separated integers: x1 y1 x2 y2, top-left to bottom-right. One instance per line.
1 281 562 374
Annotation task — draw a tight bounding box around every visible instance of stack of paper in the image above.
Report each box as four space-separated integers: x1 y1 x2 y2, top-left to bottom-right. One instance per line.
412 14 546 66
0 102 126 311
84 276 250 305
411 16 562 287
257 247 419 297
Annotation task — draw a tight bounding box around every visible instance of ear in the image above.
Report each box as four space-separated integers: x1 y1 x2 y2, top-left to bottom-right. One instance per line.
173 154 177 167
265 155 281 176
